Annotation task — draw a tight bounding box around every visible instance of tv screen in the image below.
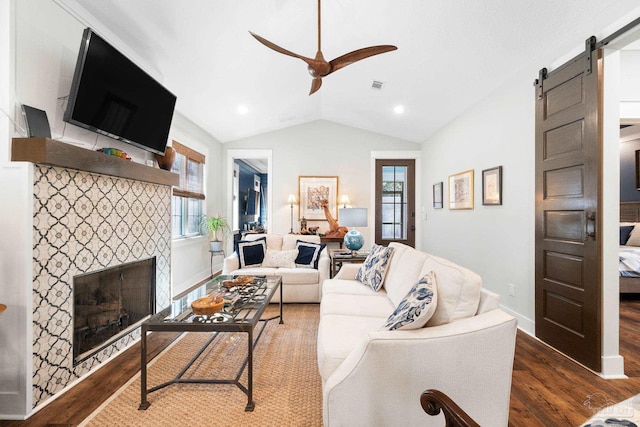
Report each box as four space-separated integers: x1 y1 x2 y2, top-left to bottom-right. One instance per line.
64 28 176 155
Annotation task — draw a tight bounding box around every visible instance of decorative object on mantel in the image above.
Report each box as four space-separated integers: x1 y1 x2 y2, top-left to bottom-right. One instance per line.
154 145 176 170
249 0 397 95
321 199 348 238
340 208 367 254
97 147 131 160
202 214 230 252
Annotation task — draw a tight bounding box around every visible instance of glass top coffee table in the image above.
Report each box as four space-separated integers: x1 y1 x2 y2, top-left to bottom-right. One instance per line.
138 274 283 412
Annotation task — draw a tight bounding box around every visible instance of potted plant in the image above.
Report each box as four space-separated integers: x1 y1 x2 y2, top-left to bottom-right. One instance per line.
202 214 230 252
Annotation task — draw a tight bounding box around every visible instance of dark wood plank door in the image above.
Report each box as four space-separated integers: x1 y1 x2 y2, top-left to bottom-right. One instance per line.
375 159 415 247
534 44 602 371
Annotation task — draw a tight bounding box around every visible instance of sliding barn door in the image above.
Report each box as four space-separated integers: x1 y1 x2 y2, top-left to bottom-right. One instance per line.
534 39 602 371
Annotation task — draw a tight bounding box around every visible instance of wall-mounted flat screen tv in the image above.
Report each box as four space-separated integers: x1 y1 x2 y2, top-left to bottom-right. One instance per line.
64 28 176 155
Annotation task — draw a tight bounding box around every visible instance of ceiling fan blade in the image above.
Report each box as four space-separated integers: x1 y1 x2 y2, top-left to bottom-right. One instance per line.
309 77 322 95
328 45 398 74
249 31 315 63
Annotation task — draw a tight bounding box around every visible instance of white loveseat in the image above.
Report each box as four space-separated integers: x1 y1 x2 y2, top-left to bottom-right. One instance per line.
222 233 329 303
318 242 517 426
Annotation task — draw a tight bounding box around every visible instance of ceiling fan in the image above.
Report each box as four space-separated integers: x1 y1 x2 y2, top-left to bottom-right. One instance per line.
249 0 397 95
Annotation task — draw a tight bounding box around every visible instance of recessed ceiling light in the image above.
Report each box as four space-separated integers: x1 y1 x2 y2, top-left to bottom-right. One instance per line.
237 105 249 115
393 105 405 114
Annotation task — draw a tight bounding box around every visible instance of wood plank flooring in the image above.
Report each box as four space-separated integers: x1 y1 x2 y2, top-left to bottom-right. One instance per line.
2 298 640 427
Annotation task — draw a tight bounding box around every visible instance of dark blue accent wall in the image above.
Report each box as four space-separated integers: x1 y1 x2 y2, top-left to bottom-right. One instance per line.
235 160 268 229
621 139 640 202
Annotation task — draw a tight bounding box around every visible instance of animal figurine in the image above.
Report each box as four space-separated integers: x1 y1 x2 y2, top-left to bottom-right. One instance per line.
320 199 348 238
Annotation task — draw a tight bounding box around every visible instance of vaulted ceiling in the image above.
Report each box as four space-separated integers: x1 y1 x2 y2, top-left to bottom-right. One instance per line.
69 0 640 143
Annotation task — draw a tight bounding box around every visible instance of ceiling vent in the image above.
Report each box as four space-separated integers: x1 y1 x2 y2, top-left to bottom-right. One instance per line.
371 80 384 90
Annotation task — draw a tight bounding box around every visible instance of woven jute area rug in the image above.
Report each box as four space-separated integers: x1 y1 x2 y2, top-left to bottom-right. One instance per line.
80 304 323 427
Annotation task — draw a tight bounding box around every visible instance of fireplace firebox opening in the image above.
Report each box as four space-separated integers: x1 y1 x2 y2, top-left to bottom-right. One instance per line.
73 257 156 365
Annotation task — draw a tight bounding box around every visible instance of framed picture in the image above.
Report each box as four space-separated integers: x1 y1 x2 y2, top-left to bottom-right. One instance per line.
482 166 503 205
448 169 474 210
299 176 338 221
433 182 443 209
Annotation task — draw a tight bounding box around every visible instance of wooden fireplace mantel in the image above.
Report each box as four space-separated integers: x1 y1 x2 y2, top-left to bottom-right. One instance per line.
11 138 179 186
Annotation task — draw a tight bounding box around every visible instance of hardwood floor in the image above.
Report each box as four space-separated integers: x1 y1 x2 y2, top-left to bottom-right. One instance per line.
2 298 640 427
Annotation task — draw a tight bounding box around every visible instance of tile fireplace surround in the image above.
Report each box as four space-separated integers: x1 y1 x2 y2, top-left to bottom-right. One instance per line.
30 162 172 408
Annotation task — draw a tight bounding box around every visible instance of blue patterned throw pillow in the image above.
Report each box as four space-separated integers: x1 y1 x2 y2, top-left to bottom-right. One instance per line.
295 240 326 269
383 272 438 331
235 237 267 268
355 244 395 291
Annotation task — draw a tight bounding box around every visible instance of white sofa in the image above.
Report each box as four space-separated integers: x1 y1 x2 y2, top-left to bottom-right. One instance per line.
318 242 517 427
222 233 329 303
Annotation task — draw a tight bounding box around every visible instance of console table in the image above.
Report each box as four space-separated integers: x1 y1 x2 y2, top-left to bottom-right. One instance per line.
330 250 369 278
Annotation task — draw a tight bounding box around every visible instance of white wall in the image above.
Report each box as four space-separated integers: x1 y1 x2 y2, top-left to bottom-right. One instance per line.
421 70 535 331
621 50 640 119
223 120 421 248
0 0 222 417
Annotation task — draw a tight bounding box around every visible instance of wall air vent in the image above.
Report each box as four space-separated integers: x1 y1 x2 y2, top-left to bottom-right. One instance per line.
371 80 384 90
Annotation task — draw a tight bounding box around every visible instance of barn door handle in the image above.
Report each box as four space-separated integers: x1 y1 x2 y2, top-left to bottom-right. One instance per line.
585 212 596 241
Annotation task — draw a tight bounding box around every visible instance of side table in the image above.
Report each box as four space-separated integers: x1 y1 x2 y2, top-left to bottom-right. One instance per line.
330 250 369 278
209 250 225 276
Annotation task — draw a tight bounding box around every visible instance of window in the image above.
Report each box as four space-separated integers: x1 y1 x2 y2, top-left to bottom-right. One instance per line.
171 140 205 238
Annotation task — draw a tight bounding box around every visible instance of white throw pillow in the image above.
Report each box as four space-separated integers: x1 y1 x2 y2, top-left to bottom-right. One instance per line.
382 272 438 331
261 249 298 268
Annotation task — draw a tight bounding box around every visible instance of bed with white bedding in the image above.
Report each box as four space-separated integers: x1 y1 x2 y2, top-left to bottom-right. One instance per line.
620 202 640 293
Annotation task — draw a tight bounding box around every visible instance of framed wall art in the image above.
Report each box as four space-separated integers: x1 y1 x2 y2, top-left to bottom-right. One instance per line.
298 176 338 220
482 166 503 205
448 169 474 210
433 182 443 209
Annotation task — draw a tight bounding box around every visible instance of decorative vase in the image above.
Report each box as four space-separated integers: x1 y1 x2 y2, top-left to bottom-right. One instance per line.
210 241 224 252
155 146 176 170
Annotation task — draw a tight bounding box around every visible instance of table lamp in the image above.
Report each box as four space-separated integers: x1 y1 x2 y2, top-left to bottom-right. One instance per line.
339 208 367 254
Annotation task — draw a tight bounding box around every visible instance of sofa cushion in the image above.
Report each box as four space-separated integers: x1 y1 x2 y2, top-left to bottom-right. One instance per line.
277 268 319 285
385 243 429 306
356 244 395 291
262 249 298 268
323 279 387 297
295 240 326 269
420 254 482 326
236 237 267 268
283 233 320 250
382 272 438 331
320 293 395 318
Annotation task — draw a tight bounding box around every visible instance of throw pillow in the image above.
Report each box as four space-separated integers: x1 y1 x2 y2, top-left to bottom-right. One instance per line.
621 225 635 245
382 272 438 331
262 249 298 268
295 240 326 269
235 237 267 268
356 244 395 291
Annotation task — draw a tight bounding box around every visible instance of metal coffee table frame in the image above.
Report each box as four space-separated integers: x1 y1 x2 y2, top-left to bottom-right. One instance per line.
138 275 283 412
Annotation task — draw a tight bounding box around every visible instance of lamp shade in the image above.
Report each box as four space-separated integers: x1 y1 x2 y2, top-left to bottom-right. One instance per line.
339 208 367 227
287 194 297 204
